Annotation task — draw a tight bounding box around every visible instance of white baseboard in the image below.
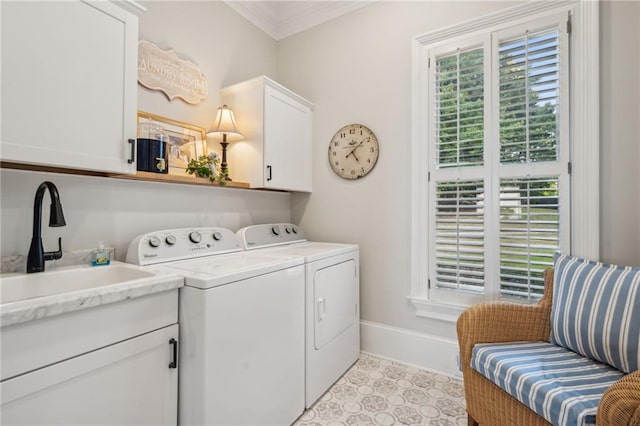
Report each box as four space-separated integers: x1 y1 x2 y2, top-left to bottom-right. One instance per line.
360 320 461 378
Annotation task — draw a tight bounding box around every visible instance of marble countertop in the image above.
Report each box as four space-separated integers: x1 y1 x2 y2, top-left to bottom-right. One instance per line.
0 262 183 327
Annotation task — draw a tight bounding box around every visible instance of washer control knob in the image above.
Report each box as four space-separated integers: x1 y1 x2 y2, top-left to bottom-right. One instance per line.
148 236 161 248
189 231 202 244
291 226 298 234
212 231 222 241
285 227 291 234
271 226 280 236
165 235 176 246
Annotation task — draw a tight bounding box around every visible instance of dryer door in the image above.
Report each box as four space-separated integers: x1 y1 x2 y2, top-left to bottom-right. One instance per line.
314 259 358 350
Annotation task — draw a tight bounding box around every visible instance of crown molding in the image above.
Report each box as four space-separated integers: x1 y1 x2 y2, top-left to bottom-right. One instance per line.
277 1 375 40
224 1 281 39
223 1 376 41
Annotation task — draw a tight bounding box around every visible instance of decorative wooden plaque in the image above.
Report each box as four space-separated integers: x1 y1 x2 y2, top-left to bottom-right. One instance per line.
138 40 209 104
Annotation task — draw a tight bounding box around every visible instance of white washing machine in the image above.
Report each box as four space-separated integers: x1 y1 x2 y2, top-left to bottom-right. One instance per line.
237 223 360 407
126 227 305 426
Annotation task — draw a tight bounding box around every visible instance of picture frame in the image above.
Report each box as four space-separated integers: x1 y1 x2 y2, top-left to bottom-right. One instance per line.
137 111 207 176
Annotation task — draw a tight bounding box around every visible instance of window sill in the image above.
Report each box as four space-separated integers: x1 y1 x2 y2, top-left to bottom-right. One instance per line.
407 296 468 323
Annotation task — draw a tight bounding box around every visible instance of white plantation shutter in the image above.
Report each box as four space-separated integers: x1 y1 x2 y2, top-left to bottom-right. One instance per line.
494 17 568 300
434 180 485 292
499 29 560 164
426 14 569 304
428 37 490 304
499 177 560 300
435 47 484 168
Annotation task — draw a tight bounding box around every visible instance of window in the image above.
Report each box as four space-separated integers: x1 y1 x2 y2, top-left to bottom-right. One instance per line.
410 1 599 318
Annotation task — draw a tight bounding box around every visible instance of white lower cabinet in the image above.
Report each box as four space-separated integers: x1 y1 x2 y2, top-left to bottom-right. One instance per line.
0 324 178 426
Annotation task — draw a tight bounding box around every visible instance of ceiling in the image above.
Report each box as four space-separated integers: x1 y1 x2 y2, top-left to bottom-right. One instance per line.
223 1 376 40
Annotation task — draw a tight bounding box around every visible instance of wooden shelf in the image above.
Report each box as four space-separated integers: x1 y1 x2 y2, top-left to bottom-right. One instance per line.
1 163 252 189
112 171 250 189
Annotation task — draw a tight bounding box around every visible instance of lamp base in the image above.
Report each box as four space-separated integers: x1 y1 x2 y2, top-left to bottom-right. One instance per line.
220 140 232 182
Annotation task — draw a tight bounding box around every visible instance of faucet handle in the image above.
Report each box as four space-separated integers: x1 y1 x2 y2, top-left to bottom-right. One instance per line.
44 237 63 261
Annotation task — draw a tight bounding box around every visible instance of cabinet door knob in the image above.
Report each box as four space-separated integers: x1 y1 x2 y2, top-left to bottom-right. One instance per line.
168 338 178 369
267 165 272 181
128 138 136 164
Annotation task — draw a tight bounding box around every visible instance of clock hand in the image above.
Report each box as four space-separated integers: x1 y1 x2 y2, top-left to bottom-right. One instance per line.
345 137 368 158
351 139 366 151
346 149 360 162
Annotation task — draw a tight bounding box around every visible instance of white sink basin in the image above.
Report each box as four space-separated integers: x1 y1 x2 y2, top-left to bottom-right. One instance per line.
0 263 157 304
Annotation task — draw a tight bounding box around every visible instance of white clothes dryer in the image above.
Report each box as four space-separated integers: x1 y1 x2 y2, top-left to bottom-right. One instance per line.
126 227 305 426
237 223 360 407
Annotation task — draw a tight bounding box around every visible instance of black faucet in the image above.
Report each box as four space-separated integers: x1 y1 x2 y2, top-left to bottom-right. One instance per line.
26 181 67 273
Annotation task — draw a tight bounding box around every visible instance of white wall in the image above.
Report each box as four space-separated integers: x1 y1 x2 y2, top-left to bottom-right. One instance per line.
280 0 640 343
0 1 286 261
0 170 290 261
600 0 640 266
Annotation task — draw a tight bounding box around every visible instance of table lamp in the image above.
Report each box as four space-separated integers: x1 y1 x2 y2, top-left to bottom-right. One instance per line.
207 105 243 181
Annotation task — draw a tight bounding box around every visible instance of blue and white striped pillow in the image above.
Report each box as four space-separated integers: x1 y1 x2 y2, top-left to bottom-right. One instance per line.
550 253 640 373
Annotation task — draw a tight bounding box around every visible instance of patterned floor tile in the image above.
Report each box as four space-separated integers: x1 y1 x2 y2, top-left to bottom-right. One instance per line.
294 353 466 426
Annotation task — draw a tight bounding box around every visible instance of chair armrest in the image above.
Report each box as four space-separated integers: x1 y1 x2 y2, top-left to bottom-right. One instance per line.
456 269 554 368
597 371 640 426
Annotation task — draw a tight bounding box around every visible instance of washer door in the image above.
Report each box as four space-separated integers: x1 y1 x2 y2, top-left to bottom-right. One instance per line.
314 259 358 350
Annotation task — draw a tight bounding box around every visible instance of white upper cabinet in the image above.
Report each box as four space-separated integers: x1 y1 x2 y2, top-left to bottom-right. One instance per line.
222 76 314 192
0 0 142 174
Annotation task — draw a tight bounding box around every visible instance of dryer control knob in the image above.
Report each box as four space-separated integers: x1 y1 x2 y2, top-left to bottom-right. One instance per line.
285 227 291 234
189 231 202 244
212 231 222 241
165 235 176 246
271 226 280 236
148 236 161 248
291 226 298 234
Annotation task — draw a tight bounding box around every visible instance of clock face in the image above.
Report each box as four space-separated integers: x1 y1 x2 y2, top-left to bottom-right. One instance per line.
328 124 379 180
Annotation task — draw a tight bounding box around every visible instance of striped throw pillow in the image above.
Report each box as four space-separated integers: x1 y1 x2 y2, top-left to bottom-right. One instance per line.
550 253 640 373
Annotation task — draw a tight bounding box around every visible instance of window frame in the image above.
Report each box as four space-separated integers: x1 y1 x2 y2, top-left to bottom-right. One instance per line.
409 0 599 321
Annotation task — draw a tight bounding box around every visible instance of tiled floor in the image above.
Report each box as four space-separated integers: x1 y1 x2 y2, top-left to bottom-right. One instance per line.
295 353 467 426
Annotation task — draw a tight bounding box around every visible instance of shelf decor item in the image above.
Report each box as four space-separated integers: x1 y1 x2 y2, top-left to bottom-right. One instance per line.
137 111 206 177
185 152 226 185
137 40 209 104
206 105 243 181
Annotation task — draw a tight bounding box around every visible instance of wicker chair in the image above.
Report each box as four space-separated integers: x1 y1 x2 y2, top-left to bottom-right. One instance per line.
457 268 640 426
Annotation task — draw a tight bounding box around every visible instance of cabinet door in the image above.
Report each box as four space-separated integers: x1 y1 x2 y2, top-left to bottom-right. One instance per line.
0 324 178 426
264 85 313 192
0 0 138 174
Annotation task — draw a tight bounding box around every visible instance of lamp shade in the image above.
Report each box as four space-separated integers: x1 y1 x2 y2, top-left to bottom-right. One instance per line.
207 105 243 140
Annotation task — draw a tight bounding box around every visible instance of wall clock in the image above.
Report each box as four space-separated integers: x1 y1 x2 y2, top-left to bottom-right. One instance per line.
328 124 379 179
